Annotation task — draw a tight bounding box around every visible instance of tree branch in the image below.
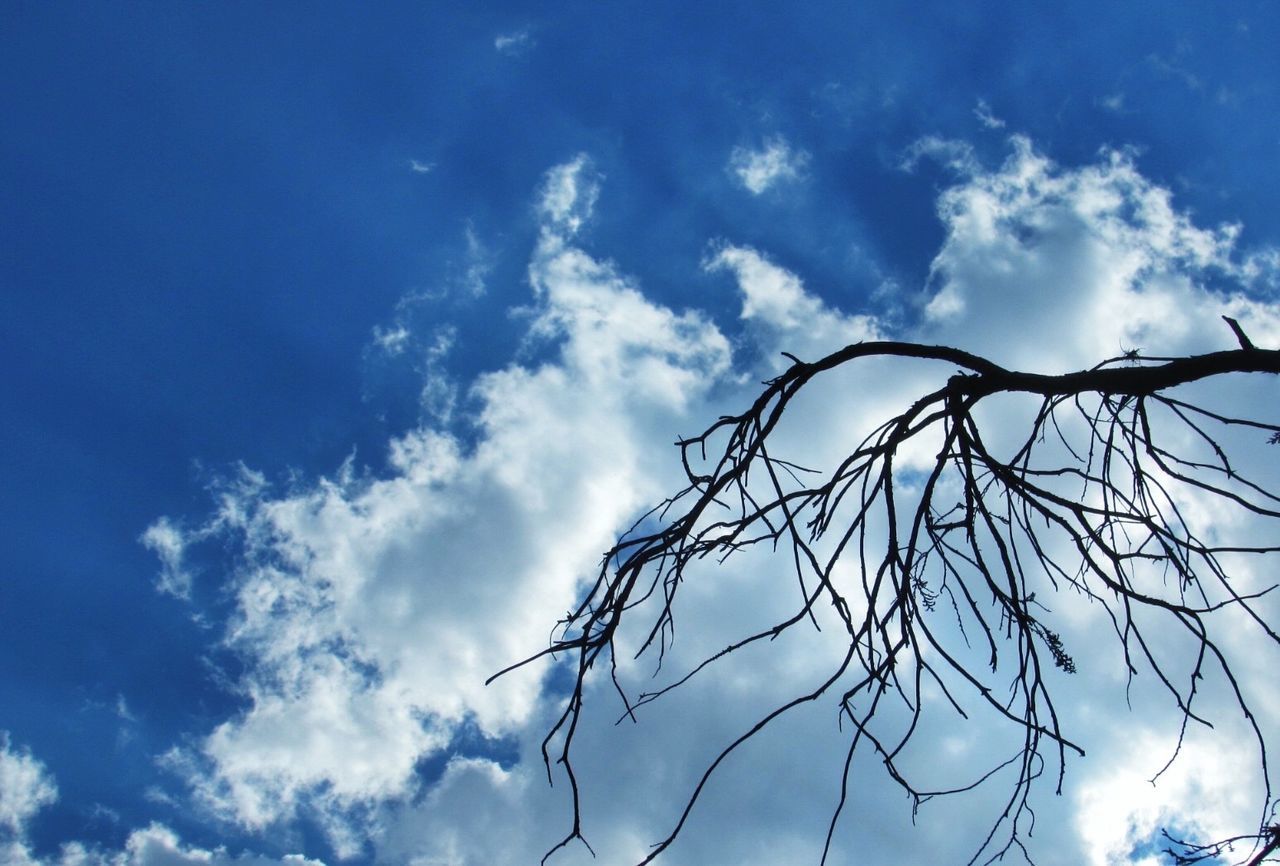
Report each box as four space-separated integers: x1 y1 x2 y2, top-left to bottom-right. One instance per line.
501 333 1280 864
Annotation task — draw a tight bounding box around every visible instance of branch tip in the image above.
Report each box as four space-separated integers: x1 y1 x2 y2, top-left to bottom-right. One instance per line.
1223 315 1257 351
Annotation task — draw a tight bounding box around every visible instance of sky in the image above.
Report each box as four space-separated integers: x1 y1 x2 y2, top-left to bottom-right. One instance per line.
3 3 1280 865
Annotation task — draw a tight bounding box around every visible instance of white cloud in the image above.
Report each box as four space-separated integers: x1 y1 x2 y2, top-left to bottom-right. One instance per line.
459 222 491 298
150 156 731 855
416 326 457 423
139 518 192 599
493 29 533 56
0 733 56 839
1242 245 1280 289
899 134 980 175
704 244 879 361
974 98 1006 129
917 135 1276 369
728 137 809 195
1075 731 1260 866
407 159 434 175
370 325 410 356
57 823 328 866
364 223 490 420
2 736 316 866
143 140 1280 864
535 154 599 238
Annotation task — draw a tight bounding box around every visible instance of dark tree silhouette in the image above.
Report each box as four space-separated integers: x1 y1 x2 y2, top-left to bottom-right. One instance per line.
494 317 1280 865
1163 814 1280 866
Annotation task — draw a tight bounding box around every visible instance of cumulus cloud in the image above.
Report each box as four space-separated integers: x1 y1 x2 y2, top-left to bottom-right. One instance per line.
146 155 731 855
917 135 1279 369
1075 731 1262 866
728 136 809 195
143 139 1280 864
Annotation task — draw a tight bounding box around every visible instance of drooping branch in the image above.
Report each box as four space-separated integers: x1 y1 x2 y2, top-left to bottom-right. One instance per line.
1163 808 1280 865
496 322 1280 865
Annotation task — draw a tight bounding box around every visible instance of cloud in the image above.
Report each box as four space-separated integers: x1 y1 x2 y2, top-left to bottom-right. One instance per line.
916 135 1277 369
364 224 491 423
370 325 410 356
728 137 809 195
493 29 533 56
535 154 599 238
1075 730 1263 866
0 733 57 842
58 824 328 866
407 159 434 175
1147 51 1204 93
974 98 1006 129
1097 92 1127 113
140 472 275 601
899 134 980 175
415 326 458 423
458 222 491 297
703 244 879 360
143 140 1280 864
368 322 457 422
139 519 192 599
148 156 731 855
2 736 317 866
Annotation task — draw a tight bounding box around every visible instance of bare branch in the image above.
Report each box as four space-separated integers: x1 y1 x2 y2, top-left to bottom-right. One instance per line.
498 336 1280 863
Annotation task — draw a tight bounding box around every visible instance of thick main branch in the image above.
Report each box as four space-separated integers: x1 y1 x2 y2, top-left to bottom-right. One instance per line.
787 341 1280 398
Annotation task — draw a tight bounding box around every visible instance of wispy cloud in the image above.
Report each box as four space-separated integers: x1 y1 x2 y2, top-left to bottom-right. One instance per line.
459 221 491 297
898 134 980 175
1097 92 1127 113
494 28 534 56
371 324 411 356
728 136 809 195
1148 50 1205 92
704 244 878 359
974 98 1006 129
536 153 600 237
138 517 193 599
416 325 457 424
407 159 434 174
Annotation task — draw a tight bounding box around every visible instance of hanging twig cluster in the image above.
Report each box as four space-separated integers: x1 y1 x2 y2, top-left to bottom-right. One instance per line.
494 319 1280 865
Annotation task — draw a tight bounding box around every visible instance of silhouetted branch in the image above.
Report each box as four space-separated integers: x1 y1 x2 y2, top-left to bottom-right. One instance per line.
498 322 1280 863
1163 802 1280 865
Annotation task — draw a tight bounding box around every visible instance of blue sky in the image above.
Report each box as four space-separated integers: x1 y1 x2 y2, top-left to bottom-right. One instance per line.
3 3 1280 865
